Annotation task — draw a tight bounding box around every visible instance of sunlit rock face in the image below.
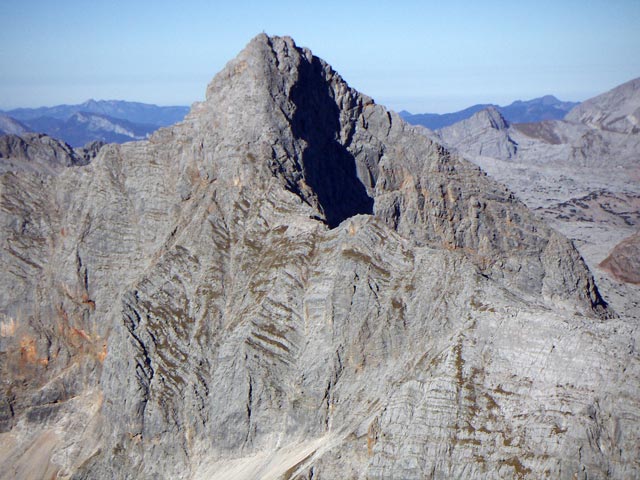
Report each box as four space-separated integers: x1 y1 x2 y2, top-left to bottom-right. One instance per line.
1 34 637 480
434 75 640 333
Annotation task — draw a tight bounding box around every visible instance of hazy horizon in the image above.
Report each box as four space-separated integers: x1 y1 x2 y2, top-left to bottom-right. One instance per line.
0 90 593 116
1 0 638 114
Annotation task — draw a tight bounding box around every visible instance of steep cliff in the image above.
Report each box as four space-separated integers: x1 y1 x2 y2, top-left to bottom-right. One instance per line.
1 34 637 480
432 77 640 323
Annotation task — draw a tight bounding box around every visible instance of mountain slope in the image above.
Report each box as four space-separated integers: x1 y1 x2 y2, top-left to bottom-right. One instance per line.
434 77 640 322
565 77 640 134
0 34 637 480
437 107 518 159
0 115 30 135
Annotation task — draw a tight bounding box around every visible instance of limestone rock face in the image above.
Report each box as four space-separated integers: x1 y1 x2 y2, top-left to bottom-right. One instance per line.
432 77 640 323
437 107 518 159
0 133 103 174
565 77 640 134
0 35 637 480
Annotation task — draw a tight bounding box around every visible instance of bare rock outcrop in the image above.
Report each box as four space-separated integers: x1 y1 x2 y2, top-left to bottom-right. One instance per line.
437 106 518 159
0 35 636 480
599 231 640 284
565 77 640 134
0 132 104 174
432 78 640 321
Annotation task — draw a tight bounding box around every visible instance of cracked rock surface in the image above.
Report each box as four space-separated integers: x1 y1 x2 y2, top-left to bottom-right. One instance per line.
0 35 637 479
435 80 640 323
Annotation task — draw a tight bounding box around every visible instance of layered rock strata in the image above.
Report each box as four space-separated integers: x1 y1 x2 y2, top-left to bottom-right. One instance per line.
0 35 636 480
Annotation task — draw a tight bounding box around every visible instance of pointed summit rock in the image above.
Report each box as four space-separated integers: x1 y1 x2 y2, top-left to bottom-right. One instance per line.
437 106 519 159
171 34 603 312
1 35 637 480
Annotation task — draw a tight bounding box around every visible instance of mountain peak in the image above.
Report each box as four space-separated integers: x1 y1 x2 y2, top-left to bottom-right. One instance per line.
198 33 376 228
476 105 510 130
437 106 518 160
190 33 604 312
1 34 620 479
250 32 296 50
539 94 560 105
204 33 317 105
81 98 99 107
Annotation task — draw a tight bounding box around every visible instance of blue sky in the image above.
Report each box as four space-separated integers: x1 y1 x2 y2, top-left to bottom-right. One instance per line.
1 0 638 113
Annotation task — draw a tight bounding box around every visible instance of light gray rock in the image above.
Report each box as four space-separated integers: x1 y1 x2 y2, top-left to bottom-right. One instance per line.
565 77 640 134
0 34 637 480
0 133 103 174
437 107 518 159
434 77 640 323
0 115 30 136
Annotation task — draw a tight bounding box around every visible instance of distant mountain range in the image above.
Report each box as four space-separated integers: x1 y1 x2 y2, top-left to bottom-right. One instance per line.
24 112 159 147
400 95 579 130
0 95 582 147
1 96 579 147
0 100 190 147
3 99 189 126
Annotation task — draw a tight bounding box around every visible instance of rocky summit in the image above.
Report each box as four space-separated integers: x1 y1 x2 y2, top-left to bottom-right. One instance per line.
1 34 638 479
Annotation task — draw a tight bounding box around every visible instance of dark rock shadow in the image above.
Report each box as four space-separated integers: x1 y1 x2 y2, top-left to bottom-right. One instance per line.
290 55 373 228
